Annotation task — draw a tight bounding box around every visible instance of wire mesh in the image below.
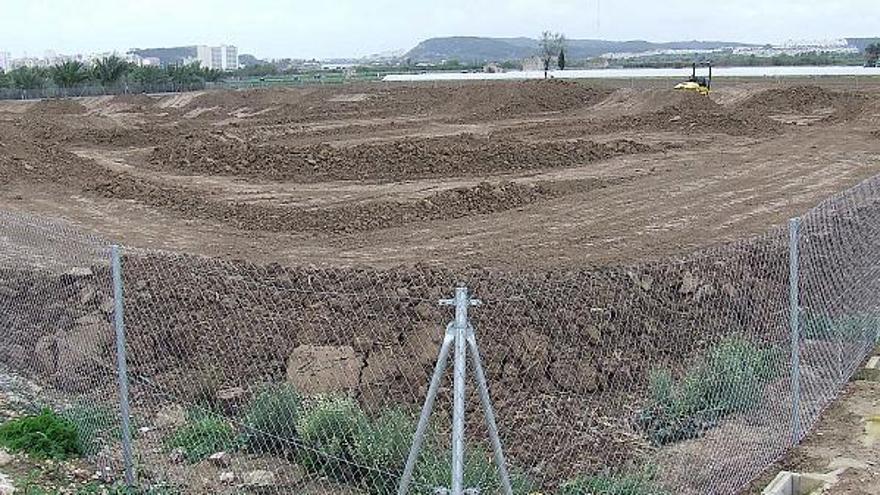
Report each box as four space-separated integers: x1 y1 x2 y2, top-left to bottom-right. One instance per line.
0 175 878 494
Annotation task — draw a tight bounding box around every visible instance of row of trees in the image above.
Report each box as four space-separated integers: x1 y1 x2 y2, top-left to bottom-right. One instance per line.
0 56 226 92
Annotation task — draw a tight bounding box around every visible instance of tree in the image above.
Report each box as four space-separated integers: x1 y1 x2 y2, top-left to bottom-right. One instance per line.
10 67 47 91
130 65 169 89
0 71 9 89
51 61 90 90
166 62 204 90
199 67 225 83
558 48 566 70
866 43 880 67
539 31 566 78
92 55 131 87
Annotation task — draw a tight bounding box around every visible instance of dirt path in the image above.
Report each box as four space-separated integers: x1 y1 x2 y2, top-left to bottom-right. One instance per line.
745 354 880 494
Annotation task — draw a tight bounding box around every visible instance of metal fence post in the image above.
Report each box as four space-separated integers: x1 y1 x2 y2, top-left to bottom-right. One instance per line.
111 245 135 486
788 218 802 446
451 286 469 495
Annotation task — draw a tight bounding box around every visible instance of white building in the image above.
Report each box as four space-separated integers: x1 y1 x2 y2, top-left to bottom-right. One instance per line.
0 51 10 72
195 45 238 71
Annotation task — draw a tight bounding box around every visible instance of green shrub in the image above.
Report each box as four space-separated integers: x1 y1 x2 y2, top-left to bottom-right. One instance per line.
164 409 239 462
241 383 303 455
61 404 117 456
803 312 880 342
0 408 80 459
353 408 416 494
411 447 500 495
297 396 368 484
559 469 669 495
638 336 780 445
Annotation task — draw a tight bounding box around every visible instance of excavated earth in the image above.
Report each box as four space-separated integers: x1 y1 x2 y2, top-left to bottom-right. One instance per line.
2 79 880 491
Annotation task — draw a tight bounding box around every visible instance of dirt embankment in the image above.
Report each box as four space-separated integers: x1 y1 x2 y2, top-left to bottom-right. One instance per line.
148 133 660 182
602 92 783 137
0 121 97 187
90 172 628 234
26 99 88 116
736 85 868 122
178 80 613 123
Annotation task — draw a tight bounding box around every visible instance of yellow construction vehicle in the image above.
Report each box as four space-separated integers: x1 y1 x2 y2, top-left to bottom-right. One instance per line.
674 62 712 95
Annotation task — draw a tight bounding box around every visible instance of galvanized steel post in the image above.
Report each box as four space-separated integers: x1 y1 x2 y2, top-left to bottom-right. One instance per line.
451 286 469 495
788 218 802 446
111 245 135 486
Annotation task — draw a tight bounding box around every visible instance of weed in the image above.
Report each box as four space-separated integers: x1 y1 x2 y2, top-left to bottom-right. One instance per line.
638 336 780 444
0 409 80 459
353 408 416 494
241 383 302 455
297 396 368 484
164 409 239 462
559 469 669 495
803 312 880 342
412 447 501 495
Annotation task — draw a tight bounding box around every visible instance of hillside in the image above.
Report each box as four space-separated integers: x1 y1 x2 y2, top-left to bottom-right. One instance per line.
404 36 757 63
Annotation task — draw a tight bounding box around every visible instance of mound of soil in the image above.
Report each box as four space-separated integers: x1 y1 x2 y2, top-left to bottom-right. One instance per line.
27 99 88 116
0 121 96 186
604 92 783 137
90 169 617 233
367 80 613 121
737 85 867 121
107 94 158 113
148 133 658 182
180 81 612 123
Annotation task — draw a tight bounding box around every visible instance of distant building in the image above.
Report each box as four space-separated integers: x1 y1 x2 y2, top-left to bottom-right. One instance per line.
0 51 10 72
195 45 238 71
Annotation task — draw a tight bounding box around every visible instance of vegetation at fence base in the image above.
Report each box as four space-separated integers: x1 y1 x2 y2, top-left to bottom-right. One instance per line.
0 408 81 459
60 404 117 457
164 409 240 462
559 468 669 495
802 312 880 342
297 396 369 484
638 336 780 445
241 383 303 455
351 408 415 494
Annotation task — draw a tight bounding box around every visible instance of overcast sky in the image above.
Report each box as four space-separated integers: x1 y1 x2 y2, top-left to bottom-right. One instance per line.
2 0 879 59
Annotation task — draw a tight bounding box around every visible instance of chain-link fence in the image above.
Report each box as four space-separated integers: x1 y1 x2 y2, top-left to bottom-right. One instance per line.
1 175 879 494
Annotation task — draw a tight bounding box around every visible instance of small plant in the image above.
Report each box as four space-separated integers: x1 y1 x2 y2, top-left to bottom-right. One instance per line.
559 469 670 495
803 312 880 342
412 447 501 495
61 404 117 456
241 383 303 455
638 337 780 445
164 409 239 463
353 408 416 494
0 408 81 459
297 396 368 484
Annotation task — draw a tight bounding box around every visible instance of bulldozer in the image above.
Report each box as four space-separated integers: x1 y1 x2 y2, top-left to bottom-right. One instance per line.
674 62 712 95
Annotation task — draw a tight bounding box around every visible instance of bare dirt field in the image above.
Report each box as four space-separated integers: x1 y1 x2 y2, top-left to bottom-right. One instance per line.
1 79 880 493
1 79 879 268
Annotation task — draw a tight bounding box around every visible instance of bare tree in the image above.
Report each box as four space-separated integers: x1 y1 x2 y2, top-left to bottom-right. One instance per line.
539 31 566 78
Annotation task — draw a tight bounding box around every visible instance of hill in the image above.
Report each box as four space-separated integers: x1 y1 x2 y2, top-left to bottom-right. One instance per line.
405 36 757 63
